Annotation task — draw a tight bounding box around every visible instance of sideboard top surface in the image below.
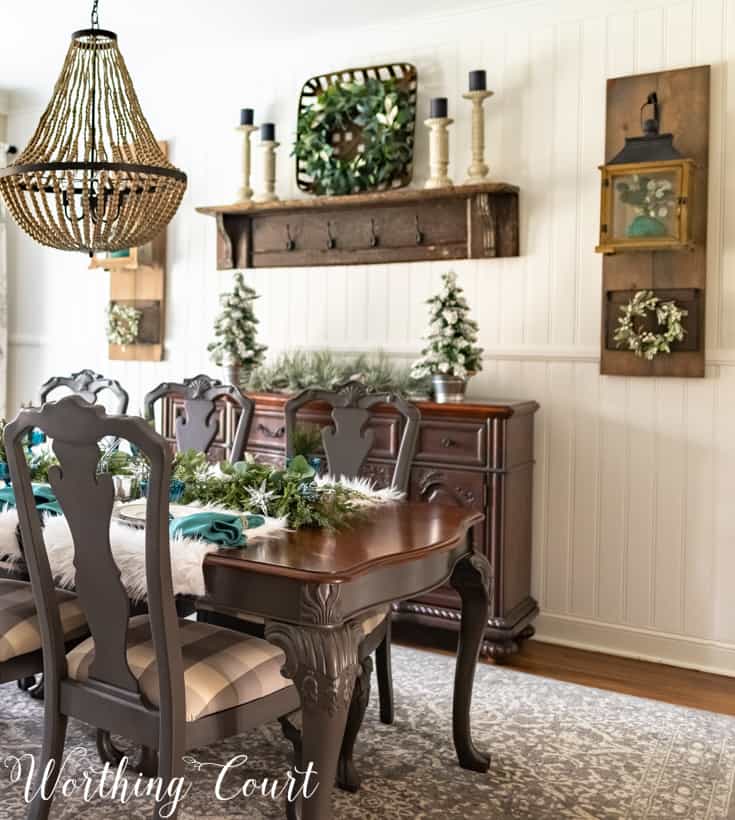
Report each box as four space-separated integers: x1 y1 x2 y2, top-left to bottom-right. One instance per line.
245 391 539 419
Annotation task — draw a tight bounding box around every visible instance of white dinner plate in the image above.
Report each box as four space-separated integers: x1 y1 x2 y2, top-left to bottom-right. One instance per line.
115 500 201 527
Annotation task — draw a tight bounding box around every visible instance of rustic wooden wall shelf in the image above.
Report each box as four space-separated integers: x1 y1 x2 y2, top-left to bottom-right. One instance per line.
600 66 709 378
196 182 519 270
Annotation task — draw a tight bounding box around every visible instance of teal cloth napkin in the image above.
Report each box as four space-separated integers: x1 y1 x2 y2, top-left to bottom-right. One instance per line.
169 512 245 548
0 484 62 516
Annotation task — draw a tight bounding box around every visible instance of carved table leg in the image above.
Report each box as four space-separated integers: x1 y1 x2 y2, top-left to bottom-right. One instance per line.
450 551 492 773
266 618 360 820
337 655 372 792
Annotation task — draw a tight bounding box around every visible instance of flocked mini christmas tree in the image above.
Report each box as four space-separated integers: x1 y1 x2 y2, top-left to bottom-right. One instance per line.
208 271 267 371
410 271 483 380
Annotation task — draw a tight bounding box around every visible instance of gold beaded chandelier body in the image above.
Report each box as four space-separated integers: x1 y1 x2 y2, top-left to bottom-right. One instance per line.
0 0 187 254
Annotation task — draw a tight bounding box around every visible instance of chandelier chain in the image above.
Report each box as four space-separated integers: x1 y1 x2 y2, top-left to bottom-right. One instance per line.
91 0 100 30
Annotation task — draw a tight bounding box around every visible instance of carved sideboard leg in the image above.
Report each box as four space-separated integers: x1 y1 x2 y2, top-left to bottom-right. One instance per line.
337 655 372 792
483 623 536 661
266 618 361 820
450 551 492 773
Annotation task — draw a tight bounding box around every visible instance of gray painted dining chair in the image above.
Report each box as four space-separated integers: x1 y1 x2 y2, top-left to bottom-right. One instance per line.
144 373 254 463
285 379 420 728
39 368 129 414
5 396 301 820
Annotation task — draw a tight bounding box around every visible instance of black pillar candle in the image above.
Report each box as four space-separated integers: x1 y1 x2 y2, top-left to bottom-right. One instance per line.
469 70 487 91
429 97 448 119
240 108 254 126
261 122 276 141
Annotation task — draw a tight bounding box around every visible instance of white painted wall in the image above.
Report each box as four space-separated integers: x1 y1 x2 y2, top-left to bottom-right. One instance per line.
4 0 735 673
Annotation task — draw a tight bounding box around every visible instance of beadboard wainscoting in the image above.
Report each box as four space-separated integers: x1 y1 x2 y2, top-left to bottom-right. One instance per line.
3 0 735 673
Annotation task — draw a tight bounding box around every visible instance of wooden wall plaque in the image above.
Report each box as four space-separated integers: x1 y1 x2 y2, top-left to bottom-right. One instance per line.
600 66 709 377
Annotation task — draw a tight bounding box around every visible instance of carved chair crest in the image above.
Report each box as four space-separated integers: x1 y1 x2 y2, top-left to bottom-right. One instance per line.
144 374 255 463
284 380 421 492
4 396 182 712
39 369 129 414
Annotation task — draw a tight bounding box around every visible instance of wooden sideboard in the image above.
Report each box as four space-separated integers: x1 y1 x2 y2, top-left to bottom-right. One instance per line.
161 391 539 658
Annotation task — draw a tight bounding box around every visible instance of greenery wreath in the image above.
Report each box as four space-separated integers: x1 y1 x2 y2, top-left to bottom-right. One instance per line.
613 290 687 360
294 77 415 196
106 302 142 347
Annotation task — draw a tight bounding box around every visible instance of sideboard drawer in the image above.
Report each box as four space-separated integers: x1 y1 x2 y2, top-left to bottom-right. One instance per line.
415 420 487 467
248 411 288 451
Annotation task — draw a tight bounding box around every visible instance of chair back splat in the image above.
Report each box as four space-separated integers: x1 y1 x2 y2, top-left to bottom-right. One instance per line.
39 369 129 414
284 380 421 492
144 374 254 463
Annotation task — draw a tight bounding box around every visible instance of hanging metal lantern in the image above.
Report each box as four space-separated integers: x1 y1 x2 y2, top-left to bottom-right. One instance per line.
596 92 694 255
0 1 187 254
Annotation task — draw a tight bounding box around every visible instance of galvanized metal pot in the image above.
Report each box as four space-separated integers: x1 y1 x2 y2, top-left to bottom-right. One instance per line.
222 360 242 387
431 374 468 403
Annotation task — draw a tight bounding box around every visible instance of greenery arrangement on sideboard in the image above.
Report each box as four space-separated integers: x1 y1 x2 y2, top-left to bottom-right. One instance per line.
411 271 484 402
208 271 267 383
245 349 430 397
294 74 416 196
613 289 688 360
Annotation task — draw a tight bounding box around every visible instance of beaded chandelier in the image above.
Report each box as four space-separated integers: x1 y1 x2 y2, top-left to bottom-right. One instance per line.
0 1 187 254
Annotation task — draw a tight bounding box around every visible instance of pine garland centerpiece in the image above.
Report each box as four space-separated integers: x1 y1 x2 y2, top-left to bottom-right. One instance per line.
208 271 267 380
410 271 483 401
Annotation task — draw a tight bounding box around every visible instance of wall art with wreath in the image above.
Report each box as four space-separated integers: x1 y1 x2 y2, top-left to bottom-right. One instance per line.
106 302 142 347
293 63 417 197
613 289 688 360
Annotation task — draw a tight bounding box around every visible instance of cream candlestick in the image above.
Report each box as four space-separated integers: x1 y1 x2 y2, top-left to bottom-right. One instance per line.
235 124 258 202
424 117 454 189
462 90 493 183
254 140 280 203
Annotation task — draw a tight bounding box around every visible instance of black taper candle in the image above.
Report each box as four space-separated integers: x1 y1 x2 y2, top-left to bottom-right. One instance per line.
261 122 276 141
429 97 448 119
240 108 254 125
469 70 487 91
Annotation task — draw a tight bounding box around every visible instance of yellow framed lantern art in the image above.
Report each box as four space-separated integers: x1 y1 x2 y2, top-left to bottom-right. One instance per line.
596 93 695 254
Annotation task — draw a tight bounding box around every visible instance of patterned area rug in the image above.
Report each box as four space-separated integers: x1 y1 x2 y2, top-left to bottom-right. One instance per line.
0 644 733 819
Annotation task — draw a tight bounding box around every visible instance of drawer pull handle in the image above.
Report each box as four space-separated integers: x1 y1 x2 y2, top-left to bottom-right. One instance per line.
257 423 286 439
285 224 295 251
441 437 456 448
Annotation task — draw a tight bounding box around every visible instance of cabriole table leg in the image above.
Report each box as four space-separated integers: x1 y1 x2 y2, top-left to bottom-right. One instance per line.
450 549 493 772
265 618 361 820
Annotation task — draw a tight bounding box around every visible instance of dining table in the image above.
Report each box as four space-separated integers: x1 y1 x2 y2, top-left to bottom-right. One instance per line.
199 500 490 820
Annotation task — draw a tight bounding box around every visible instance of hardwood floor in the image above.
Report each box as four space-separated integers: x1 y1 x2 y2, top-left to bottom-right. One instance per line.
392 623 735 716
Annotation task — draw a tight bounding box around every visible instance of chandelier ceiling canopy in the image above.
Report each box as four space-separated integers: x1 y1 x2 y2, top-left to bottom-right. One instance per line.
0 1 187 254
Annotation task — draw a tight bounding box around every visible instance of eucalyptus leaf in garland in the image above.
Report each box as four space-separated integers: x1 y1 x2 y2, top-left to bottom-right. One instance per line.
294 77 415 196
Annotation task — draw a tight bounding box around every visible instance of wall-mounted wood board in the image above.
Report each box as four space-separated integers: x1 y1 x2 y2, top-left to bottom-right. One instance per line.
600 65 709 377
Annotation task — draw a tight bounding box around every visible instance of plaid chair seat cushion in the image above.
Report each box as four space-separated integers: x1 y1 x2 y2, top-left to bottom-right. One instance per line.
66 615 293 722
196 601 388 637
0 579 86 663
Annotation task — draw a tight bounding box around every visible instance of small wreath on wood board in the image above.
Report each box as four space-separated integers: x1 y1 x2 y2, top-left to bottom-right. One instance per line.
294 75 415 196
613 290 688 360
106 303 142 347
